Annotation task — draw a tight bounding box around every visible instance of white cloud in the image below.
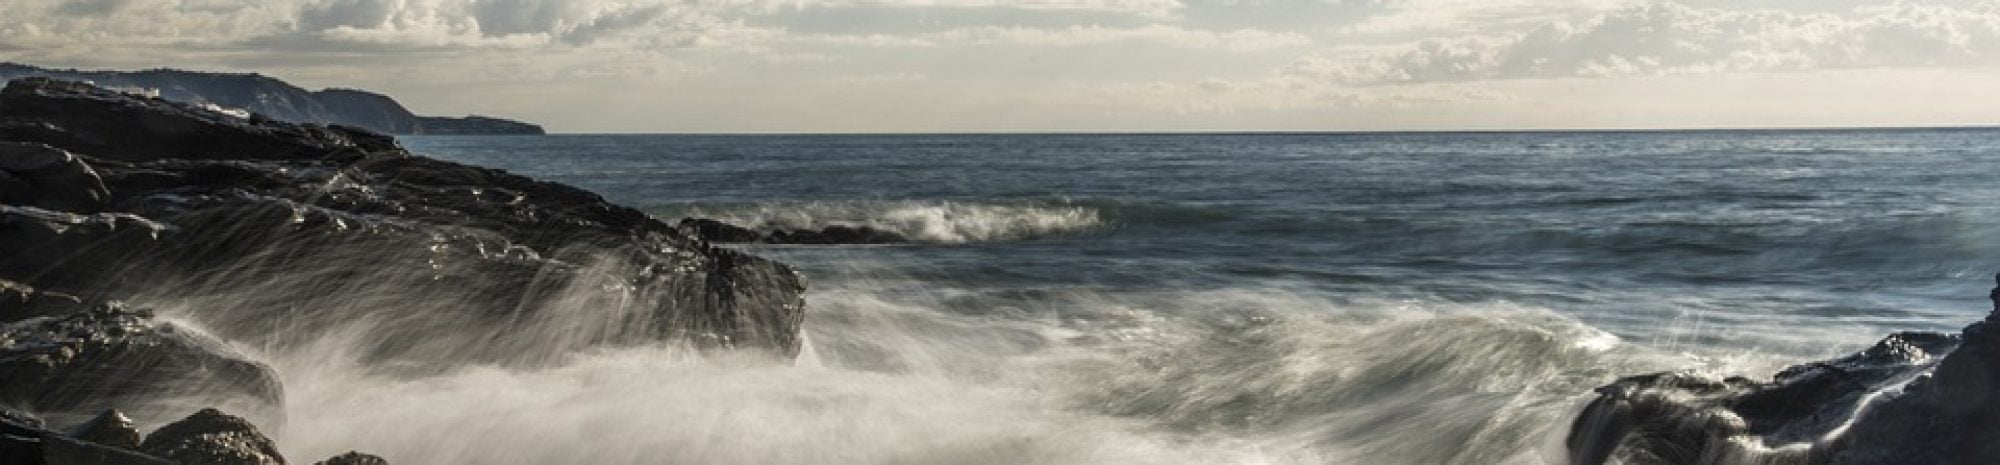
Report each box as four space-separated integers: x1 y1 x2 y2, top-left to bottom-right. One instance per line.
1296 1 2000 85
754 0 1185 18
905 24 1309 50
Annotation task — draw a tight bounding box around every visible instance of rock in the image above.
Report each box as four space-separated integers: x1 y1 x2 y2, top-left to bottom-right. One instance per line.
69 410 140 450
1 406 173 465
0 77 807 364
43 433 174 465
0 142 109 212
0 302 283 429
1565 275 2000 465
0 205 171 299
767 224 908 245
313 451 389 465
0 77 396 163
677 217 910 245
139 408 285 465
677 217 766 243
0 279 84 323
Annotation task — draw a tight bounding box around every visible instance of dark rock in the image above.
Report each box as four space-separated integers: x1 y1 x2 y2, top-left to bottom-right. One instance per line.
0 406 46 465
139 408 285 465
0 142 109 212
313 451 388 465
0 205 171 308
677 218 765 243
44 432 174 465
1566 275 2000 465
0 77 805 364
0 77 396 163
1 406 173 465
767 224 907 245
0 279 84 323
0 302 283 429
677 217 909 245
69 409 140 449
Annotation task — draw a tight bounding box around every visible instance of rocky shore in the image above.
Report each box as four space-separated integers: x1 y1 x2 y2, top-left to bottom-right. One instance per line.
0 77 808 464
1565 276 2000 465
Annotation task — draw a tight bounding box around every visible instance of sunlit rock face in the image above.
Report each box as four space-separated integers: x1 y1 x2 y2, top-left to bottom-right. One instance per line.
0 77 805 426
1566 276 2000 465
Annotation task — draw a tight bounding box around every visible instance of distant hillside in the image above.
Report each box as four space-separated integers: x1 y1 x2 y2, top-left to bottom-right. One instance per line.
0 63 542 135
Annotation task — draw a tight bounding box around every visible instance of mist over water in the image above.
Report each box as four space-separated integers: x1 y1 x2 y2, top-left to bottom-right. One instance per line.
194 129 2000 464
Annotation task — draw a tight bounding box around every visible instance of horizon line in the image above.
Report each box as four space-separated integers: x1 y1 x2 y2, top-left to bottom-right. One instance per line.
520 123 2000 137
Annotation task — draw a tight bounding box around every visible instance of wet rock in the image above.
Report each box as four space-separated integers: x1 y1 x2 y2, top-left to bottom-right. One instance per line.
678 217 765 243
1 406 173 465
677 217 910 245
0 303 283 428
68 409 143 451
313 451 389 465
0 205 171 299
0 77 397 163
43 433 174 465
70 410 140 450
768 224 907 244
0 77 808 362
0 142 109 213
136 408 283 465
0 279 83 323
1566 275 2000 465
139 408 285 465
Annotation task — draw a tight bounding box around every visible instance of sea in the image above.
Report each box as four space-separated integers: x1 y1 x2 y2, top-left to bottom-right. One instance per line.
266 130 2000 464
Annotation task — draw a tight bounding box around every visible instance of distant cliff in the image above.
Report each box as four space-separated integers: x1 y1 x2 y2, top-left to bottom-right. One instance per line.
0 63 543 135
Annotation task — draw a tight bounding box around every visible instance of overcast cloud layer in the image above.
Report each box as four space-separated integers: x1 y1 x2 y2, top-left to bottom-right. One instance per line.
3 0 1999 132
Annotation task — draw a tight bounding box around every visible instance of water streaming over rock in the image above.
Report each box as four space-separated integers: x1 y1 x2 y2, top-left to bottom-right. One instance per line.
7 80 2000 465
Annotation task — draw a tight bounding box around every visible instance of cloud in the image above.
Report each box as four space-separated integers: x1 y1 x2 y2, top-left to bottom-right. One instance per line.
908 24 1310 50
1335 0 1641 35
54 0 138 16
290 0 716 48
768 0 1185 19
1295 1 2000 85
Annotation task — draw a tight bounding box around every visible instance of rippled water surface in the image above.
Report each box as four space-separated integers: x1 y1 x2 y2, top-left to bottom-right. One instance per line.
301 130 2000 464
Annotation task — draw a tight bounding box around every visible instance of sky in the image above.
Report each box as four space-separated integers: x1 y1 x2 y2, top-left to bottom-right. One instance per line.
4 0 2000 133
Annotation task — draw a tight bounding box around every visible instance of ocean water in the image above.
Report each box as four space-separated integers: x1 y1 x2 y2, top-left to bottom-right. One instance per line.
263 130 2000 464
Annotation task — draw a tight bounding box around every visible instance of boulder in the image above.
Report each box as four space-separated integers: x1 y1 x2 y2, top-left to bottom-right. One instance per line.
70 409 141 449
139 408 285 465
1566 275 2000 465
0 302 283 429
0 142 109 212
1 406 174 465
314 451 389 465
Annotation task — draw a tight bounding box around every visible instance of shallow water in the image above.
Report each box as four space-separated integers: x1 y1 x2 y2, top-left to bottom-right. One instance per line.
210 130 2000 464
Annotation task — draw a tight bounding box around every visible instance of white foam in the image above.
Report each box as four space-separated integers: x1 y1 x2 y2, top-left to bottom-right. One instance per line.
668 200 1106 243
